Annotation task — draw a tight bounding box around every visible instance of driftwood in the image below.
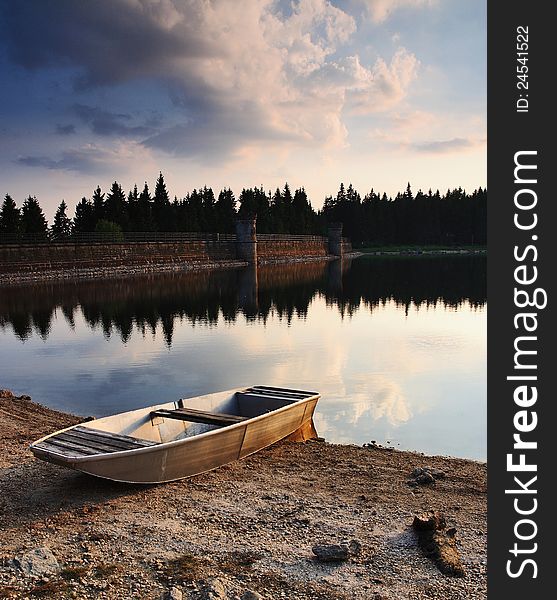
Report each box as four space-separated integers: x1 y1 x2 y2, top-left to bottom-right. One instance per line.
412 511 465 577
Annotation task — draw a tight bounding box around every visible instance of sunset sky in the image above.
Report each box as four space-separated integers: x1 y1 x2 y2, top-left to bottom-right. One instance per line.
0 0 486 219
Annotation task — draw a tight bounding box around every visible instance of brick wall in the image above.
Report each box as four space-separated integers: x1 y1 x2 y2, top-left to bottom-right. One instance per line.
0 241 237 275
0 236 351 280
258 240 329 260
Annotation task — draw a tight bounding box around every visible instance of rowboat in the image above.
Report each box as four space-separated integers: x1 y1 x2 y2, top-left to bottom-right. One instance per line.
30 386 319 483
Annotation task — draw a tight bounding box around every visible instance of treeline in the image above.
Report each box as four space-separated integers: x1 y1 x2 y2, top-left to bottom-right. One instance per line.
0 173 487 246
323 183 487 246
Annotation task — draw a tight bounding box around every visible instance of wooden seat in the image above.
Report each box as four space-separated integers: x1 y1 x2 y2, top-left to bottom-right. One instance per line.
33 426 158 458
151 407 247 427
249 386 315 398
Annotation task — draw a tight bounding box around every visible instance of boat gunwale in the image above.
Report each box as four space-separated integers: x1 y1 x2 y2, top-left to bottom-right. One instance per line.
30 387 319 464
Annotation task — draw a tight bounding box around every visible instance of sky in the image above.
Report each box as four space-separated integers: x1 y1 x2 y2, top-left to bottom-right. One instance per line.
0 0 486 220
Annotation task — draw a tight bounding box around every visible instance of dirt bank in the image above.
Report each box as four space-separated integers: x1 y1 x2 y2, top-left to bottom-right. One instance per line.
0 391 486 599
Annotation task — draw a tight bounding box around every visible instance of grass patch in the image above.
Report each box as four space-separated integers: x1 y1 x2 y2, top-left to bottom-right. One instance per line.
161 549 263 584
59 565 90 581
28 580 71 597
162 552 212 583
219 550 263 573
94 563 120 578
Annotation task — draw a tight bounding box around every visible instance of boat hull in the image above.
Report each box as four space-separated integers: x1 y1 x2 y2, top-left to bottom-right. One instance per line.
31 389 319 483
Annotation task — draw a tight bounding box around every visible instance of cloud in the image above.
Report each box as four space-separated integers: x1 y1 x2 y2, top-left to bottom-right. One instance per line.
0 0 216 87
388 110 436 131
15 143 145 174
346 48 419 113
55 124 76 136
72 104 155 137
0 0 419 161
410 137 485 154
361 0 437 23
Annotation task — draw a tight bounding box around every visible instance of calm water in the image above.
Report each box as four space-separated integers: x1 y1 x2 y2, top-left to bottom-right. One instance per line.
0 256 486 459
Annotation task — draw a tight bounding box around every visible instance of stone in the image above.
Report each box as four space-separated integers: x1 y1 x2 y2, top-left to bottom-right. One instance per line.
412 511 446 531
424 466 446 480
165 586 183 600
312 539 361 562
408 466 444 486
200 577 227 600
412 511 465 577
415 471 435 485
241 591 263 600
13 547 60 578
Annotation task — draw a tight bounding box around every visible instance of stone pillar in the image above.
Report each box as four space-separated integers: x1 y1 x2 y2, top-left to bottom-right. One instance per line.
328 223 343 257
236 217 258 264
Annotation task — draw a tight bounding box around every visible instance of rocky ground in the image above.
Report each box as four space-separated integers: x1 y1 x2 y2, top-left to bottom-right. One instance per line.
0 391 487 599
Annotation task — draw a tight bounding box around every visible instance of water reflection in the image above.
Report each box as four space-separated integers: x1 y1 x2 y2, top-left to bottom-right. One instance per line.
0 256 486 459
0 255 486 344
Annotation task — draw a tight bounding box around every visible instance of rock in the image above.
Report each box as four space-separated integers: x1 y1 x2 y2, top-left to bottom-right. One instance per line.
412 511 446 531
412 511 465 577
424 466 446 480
200 578 226 600
408 467 444 486
312 539 362 562
165 586 183 600
241 591 263 600
13 547 60 577
312 544 349 562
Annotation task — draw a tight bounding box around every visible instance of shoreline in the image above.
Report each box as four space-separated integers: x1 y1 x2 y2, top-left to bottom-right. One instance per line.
0 254 364 287
0 248 487 287
0 391 486 599
358 248 486 257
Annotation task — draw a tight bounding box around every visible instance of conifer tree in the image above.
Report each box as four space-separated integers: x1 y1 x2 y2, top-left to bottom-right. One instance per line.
0 194 21 236
21 196 48 238
138 183 155 231
73 197 95 233
215 188 236 233
127 184 140 230
92 186 105 226
153 172 170 230
51 200 72 240
104 181 128 229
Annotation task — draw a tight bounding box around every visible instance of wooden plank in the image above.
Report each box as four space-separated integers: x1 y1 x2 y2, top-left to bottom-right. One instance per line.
64 427 156 450
254 392 313 400
175 408 247 423
60 429 136 451
151 408 247 427
73 426 158 447
252 385 315 394
33 441 90 458
250 386 314 397
249 388 306 398
247 389 306 400
41 437 101 455
55 432 131 454
34 438 99 457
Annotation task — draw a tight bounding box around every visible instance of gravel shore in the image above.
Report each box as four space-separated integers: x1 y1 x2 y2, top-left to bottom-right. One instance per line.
0 391 486 599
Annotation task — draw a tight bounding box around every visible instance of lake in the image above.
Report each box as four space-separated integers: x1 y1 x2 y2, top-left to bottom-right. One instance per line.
0 255 486 460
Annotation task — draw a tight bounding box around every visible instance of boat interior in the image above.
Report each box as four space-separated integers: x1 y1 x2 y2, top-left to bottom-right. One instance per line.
31 386 317 459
